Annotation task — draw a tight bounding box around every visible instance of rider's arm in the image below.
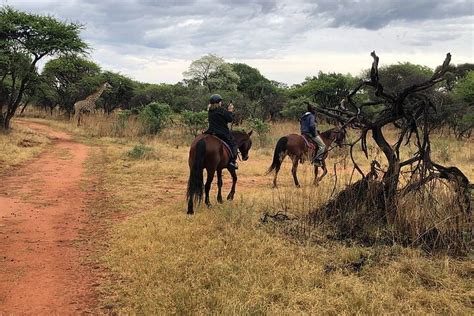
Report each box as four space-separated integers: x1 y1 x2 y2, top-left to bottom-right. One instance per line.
222 108 234 123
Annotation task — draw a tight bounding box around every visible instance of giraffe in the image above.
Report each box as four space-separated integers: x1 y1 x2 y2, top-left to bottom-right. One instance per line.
74 82 112 126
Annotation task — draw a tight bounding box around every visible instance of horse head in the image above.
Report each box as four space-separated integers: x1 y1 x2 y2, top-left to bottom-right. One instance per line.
334 128 347 147
233 130 253 161
322 128 346 148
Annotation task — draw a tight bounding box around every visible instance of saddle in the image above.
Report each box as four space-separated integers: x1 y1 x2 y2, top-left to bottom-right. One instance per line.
301 134 316 150
206 134 233 157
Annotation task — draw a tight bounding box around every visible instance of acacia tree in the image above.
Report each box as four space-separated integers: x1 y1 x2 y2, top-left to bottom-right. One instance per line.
183 54 239 92
42 55 100 116
0 6 87 129
99 71 136 114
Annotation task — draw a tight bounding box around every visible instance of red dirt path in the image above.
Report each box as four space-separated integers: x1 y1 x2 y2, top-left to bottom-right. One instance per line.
0 121 97 314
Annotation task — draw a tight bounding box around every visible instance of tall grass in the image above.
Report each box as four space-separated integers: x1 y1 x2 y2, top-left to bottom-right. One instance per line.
0 121 50 174
12 110 473 313
85 123 472 314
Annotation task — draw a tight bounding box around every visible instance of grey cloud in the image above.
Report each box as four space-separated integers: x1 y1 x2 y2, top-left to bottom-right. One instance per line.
7 0 473 61
310 0 473 30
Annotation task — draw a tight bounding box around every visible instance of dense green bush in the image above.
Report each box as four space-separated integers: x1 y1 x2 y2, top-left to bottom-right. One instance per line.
182 110 208 136
138 102 171 135
280 96 311 119
247 118 270 146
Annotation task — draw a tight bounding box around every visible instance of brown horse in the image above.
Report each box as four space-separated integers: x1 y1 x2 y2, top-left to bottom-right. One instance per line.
267 127 346 187
186 130 253 214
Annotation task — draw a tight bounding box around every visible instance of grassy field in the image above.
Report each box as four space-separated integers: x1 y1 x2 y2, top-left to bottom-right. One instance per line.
7 113 474 314
0 120 50 175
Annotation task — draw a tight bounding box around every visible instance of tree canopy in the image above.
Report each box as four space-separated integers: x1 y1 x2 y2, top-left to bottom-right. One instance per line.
0 6 87 129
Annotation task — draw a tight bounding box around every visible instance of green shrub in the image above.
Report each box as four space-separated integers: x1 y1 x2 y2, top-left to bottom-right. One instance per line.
138 102 171 135
127 144 156 159
247 118 270 135
247 118 270 146
280 97 310 119
182 110 208 136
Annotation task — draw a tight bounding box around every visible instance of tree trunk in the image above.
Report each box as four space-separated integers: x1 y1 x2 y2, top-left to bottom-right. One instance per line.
19 101 31 115
372 127 400 220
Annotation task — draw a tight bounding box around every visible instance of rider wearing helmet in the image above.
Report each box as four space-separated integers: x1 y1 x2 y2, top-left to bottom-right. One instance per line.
300 103 326 166
204 94 239 169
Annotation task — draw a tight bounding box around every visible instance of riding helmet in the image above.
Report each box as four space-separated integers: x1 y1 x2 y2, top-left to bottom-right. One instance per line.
209 94 223 104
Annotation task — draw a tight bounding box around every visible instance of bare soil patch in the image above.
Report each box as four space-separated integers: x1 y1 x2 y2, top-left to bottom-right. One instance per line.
0 120 99 314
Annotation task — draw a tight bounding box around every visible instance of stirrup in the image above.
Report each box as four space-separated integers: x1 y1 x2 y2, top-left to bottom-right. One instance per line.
312 159 322 167
229 161 239 169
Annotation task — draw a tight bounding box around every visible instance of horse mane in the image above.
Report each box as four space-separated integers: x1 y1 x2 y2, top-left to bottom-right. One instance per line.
231 130 249 139
320 127 338 138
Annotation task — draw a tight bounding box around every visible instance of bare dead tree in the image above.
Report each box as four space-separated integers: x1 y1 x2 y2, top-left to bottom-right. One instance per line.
304 52 471 253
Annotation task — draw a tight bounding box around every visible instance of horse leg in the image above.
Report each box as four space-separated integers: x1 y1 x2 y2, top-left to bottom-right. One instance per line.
227 167 237 200
313 165 319 186
205 168 215 208
291 156 300 188
317 162 328 182
273 154 286 188
217 169 223 204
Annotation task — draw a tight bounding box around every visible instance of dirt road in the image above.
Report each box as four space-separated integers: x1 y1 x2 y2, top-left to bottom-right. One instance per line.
0 121 97 314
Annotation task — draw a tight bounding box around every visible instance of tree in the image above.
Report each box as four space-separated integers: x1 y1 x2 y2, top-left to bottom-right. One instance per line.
375 63 433 95
0 6 87 129
207 62 240 91
232 63 286 120
308 52 471 253
440 63 474 91
449 71 474 138
183 54 239 92
289 72 357 108
26 78 58 115
100 71 136 114
42 55 100 115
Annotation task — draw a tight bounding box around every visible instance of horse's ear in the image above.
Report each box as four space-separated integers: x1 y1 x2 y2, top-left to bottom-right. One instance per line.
248 130 253 137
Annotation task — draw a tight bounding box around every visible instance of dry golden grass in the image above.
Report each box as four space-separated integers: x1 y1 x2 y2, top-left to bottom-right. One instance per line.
11 112 474 314
0 120 50 175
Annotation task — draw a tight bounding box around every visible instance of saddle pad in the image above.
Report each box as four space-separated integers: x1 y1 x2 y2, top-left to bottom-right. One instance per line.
301 134 316 150
209 135 233 156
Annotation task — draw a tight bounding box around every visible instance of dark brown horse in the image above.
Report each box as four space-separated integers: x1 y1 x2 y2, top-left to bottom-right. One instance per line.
267 127 346 187
186 130 253 214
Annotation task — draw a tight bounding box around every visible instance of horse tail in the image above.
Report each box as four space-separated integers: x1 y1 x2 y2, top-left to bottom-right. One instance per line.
187 138 206 214
266 136 288 175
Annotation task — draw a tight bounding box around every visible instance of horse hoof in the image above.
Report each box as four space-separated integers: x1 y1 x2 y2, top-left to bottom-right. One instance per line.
217 198 224 204
227 195 234 201
206 203 212 208
296 184 301 188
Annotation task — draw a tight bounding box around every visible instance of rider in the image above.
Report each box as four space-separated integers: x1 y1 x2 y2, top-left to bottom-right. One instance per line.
204 94 239 169
300 103 326 166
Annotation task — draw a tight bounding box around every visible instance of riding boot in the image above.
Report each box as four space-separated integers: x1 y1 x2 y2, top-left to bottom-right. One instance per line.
312 154 322 167
229 145 239 169
311 134 325 166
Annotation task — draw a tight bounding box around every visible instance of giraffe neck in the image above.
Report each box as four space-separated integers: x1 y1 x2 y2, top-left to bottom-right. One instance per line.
86 84 107 103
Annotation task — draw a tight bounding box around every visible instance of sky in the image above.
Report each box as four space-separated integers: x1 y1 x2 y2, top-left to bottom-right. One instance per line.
5 0 474 85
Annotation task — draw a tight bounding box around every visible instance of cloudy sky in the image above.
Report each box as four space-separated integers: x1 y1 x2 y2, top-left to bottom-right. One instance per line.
6 0 474 84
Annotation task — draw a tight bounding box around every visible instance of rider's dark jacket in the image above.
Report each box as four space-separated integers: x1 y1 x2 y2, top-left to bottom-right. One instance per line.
300 112 317 137
206 107 233 137
204 107 237 156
